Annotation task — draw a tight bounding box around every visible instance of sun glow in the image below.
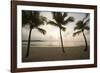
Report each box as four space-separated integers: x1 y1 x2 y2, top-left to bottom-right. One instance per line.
42 25 60 40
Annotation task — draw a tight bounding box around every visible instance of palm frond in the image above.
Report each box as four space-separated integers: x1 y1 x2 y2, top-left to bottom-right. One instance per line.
55 12 63 23
83 19 90 26
63 17 74 25
33 11 40 18
73 30 82 37
85 13 89 18
83 13 89 22
63 13 68 18
34 16 46 26
33 21 44 28
52 12 63 24
76 20 83 26
47 21 57 26
74 20 84 30
84 13 89 20
74 26 81 30
52 12 57 20
47 20 66 31
60 26 66 31
40 16 47 22
83 26 90 30
22 11 30 27
36 27 46 35
29 12 46 28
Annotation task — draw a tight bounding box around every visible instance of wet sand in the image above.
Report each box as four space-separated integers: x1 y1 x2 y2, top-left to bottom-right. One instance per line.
22 46 90 62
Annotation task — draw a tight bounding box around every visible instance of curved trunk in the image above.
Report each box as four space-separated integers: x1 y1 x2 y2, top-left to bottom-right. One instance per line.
59 27 65 53
82 31 88 51
25 28 32 57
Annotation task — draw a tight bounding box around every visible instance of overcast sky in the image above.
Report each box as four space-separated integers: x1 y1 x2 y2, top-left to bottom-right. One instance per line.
22 11 90 42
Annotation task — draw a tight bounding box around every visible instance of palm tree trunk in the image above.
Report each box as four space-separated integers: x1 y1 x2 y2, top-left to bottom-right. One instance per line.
59 27 65 53
25 28 32 57
82 31 88 51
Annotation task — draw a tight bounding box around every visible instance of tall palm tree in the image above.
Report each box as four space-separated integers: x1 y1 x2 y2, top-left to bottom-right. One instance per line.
47 12 74 53
22 11 47 57
73 13 90 51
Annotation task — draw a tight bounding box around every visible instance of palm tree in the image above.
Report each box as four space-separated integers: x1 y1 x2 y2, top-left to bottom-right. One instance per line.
47 12 74 53
73 13 90 51
22 11 47 57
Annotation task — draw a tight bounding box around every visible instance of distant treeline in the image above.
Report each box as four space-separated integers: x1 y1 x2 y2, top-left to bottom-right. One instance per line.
22 40 45 42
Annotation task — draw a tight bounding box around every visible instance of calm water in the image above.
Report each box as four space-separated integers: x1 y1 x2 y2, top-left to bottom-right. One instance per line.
22 41 90 47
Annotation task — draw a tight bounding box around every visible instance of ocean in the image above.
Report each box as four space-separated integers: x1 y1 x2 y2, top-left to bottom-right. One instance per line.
22 41 90 47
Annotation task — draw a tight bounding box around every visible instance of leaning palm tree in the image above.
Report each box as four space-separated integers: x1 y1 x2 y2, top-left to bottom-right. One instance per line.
73 13 90 51
47 12 74 53
22 11 46 57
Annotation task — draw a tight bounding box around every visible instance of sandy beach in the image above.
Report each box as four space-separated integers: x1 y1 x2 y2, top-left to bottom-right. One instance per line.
22 46 90 62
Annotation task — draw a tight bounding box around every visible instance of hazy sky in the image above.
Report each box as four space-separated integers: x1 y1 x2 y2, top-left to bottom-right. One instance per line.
22 11 90 42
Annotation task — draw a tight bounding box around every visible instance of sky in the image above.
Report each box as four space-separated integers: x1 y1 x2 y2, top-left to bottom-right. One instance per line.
22 11 90 43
